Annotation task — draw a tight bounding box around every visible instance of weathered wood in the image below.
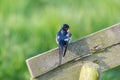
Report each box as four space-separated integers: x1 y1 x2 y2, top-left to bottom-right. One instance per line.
26 23 120 78
79 62 100 80
33 43 120 80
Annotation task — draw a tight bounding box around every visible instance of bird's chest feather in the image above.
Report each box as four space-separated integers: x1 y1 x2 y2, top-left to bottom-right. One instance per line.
61 30 67 36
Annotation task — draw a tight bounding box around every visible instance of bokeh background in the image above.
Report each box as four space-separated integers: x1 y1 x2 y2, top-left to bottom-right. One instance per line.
0 0 120 80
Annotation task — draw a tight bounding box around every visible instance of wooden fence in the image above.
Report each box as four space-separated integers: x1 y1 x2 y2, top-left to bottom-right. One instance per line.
26 23 120 80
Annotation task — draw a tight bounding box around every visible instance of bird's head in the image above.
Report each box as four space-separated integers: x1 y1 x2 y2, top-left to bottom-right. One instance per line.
62 24 70 31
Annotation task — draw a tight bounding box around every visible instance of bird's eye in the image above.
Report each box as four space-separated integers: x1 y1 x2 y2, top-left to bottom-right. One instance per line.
64 27 69 30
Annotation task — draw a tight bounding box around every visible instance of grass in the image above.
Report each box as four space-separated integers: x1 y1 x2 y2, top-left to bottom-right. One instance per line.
0 0 120 80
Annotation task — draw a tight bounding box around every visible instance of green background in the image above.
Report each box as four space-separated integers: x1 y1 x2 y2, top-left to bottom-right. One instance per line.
0 0 120 80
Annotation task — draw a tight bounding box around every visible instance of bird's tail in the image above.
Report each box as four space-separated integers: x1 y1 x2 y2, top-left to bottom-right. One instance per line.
59 46 63 65
63 44 68 57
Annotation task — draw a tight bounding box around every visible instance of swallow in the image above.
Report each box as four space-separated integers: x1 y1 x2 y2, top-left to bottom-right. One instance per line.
56 24 72 65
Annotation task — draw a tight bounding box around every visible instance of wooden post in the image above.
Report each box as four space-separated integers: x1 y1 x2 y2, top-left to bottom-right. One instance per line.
79 62 100 80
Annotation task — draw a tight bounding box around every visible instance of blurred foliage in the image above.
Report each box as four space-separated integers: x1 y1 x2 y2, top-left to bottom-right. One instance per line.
0 0 120 80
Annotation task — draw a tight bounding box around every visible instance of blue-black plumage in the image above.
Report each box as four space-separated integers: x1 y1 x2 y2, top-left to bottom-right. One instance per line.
56 24 72 65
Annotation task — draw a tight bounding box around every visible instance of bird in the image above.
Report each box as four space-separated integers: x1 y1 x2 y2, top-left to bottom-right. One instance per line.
56 24 72 65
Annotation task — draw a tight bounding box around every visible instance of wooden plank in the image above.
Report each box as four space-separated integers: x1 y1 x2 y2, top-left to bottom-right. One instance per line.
26 23 120 78
33 43 120 80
